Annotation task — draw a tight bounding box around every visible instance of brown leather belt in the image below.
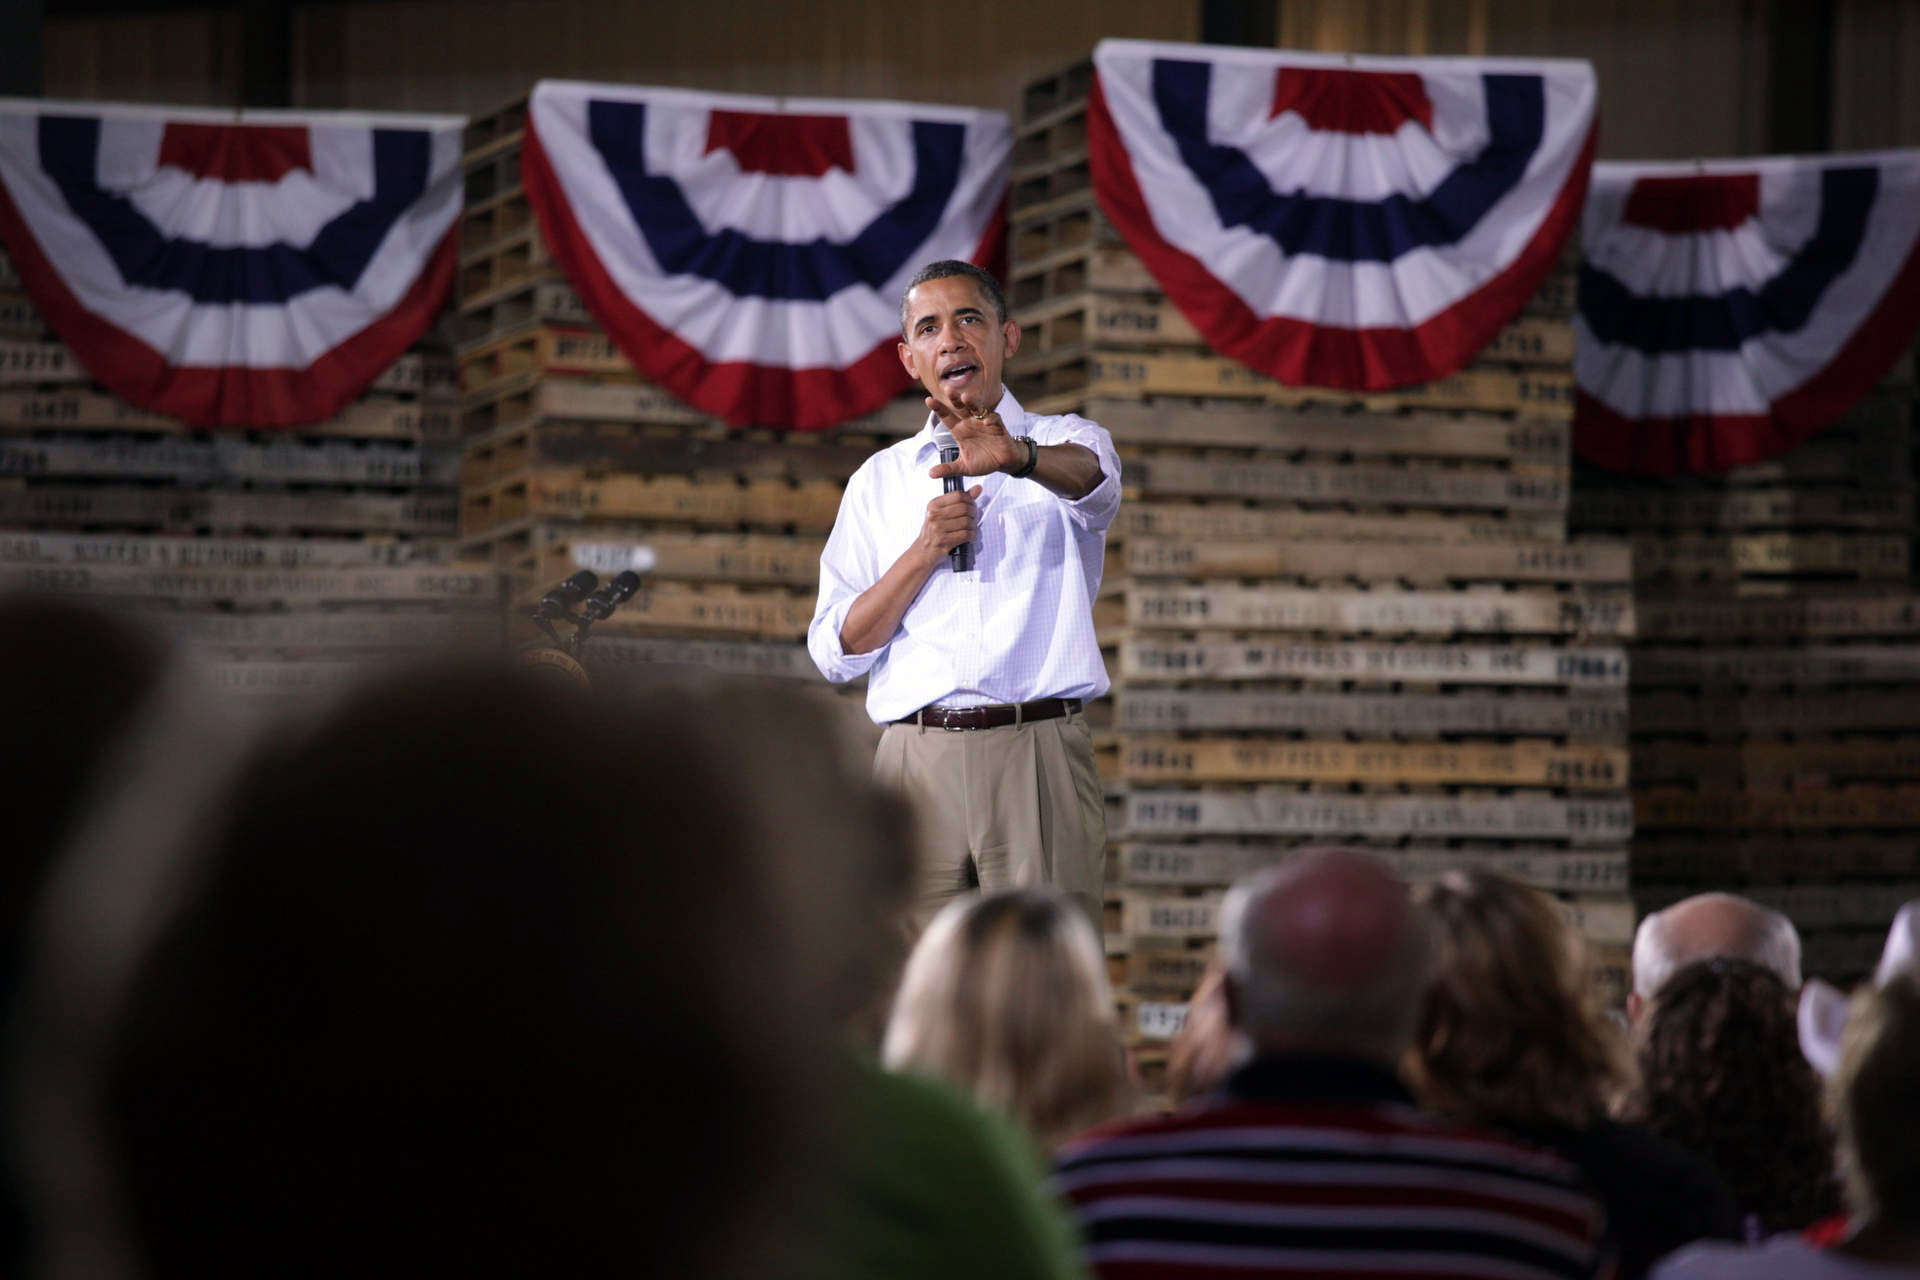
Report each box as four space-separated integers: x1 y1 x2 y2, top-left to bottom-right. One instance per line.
897 697 1081 731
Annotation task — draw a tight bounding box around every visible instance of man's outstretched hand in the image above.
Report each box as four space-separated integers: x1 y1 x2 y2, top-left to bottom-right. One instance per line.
927 395 1024 480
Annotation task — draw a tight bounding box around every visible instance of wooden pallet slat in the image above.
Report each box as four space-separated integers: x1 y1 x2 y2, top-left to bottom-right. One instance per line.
1114 885 1633 944
0 436 459 488
586 583 815 640
1116 841 1632 894
1633 737 1920 784
0 339 90 386
1630 530 1911 581
535 530 825 589
1127 536 1627 584
1126 788 1633 842
1118 687 1629 741
0 485 458 535
1635 593 1920 640
1121 737 1629 789
1119 639 1629 688
1116 503 1567 546
0 531 444 570
0 563 500 604
1572 487 1915 531
1636 784 1920 830
1631 644 1920 687
1127 583 1635 638
162 610 491 651
583 633 819 680
1096 399 1569 462
1631 687 1920 735
1632 833 1920 879
460 325 635 398
1126 455 1568 513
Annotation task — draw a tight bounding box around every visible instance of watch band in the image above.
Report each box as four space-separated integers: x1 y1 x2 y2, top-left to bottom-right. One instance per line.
1010 435 1039 478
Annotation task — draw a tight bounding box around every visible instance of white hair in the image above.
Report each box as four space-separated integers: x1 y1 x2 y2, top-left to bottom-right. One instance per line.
1632 893 1802 999
1219 865 1435 1063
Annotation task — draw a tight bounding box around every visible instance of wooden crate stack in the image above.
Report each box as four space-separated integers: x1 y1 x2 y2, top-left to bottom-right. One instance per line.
1008 59 1638 1094
0 247 495 698
452 97 925 684
1572 360 1920 983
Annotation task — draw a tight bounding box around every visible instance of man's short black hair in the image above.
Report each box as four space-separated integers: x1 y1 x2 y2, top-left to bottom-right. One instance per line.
899 260 1008 336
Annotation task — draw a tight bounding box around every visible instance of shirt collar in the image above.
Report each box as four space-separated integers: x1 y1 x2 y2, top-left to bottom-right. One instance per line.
911 387 1028 459
1222 1053 1416 1106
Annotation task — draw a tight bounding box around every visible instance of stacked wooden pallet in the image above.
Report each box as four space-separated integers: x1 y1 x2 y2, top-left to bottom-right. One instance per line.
1008 59 1635 1092
0 248 492 699
1574 372 1920 982
452 97 924 681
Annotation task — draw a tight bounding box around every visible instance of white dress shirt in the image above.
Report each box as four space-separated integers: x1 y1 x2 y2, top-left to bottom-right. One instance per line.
808 389 1122 724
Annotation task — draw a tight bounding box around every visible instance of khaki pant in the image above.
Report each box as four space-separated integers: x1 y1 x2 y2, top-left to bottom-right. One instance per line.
873 709 1108 938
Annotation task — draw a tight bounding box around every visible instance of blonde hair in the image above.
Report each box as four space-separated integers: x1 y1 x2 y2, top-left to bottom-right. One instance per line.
1832 970 1920 1227
882 890 1132 1148
1411 871 1631 1130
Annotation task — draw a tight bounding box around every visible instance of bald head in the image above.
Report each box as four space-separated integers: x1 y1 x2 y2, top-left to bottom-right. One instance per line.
1218 848 1435 1064
1631 892 1801 1020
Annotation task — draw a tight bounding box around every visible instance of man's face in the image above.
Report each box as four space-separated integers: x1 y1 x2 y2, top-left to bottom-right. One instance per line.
897 275 1021 415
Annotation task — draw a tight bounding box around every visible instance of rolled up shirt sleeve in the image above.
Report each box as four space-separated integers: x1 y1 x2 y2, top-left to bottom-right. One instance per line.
1044 415 1123 534
808 463 887 684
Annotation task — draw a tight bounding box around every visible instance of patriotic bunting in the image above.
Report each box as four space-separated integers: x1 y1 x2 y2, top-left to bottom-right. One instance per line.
0 100 462 427
1088 40 1597 391
1575 151 1920 474
521 80 1011 430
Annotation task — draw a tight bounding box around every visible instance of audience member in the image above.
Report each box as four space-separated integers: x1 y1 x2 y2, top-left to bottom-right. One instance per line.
1799 900 1919 1078
0 595 174 1276
1163 956 1232 1105
706 716 1088 1280
1412 871 1742 1277
884 889 1131 1150
1652 970 1920 1277
13 663 907 1279
0 595 170 971
1620 958 1842 1237
1631 892 1801 1023
1053 848 1614 1279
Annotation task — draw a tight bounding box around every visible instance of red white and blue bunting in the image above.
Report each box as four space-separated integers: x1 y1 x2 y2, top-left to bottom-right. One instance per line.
0 100 462 427
522 80 1011 430
1575 151 1920 474
1088 40 1596 391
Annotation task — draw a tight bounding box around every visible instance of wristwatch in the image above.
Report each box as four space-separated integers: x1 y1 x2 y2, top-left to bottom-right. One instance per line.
1010 435 1039 478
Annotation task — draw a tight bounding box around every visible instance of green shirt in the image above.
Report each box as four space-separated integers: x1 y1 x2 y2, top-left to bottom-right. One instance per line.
780 1053 1088 1280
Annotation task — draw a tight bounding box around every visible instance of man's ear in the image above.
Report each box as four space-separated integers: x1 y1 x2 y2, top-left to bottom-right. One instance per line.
897 340 916 380
1625 991 1644 1026
1001 319 1021 360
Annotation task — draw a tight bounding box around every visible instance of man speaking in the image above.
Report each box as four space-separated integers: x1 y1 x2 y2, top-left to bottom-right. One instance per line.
808 261 1121 931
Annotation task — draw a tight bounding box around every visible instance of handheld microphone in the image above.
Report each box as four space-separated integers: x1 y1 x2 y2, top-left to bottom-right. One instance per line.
931 424 973 573
580 570 642 622
534 570 598 619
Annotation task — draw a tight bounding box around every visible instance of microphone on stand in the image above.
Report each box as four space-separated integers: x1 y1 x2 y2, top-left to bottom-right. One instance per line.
534 570 598 620
931 423 973 573
580 570 642 622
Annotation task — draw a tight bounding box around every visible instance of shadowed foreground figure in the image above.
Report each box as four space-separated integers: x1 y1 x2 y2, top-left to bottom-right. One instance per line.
0 595 171 1276
17 663 901 1279
1620 958 1842 1237
1653 971 1920 1278
1052 848 1614 1280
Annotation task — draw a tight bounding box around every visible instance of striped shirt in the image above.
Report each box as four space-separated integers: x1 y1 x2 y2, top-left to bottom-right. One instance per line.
1054 1057 1616 1280
807 388 1122 724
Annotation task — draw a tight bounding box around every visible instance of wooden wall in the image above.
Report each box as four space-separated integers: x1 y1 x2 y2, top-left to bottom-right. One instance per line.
36 0 1919 159
290 0 1197 116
